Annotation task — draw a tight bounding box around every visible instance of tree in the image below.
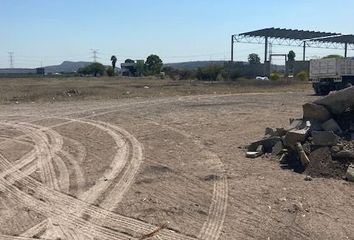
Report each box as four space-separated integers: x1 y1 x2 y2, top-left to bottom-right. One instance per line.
125 59 135 63
144 54 163 75
248 53 261 64
288 50 296 61
78 62 105 77
322 54 343 59
110 55 117 70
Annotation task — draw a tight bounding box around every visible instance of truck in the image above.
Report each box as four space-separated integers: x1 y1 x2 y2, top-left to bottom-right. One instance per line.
310 58 354 95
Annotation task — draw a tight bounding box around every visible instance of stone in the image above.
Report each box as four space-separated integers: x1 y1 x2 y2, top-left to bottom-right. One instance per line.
284 124 310 147
272 141 285 156
303 103 331 122
333 150 354 160
246 151 263 158
314 86 354 115
304 175 313 181
312 131 339 146
346 164 354 182
321 119 342 135
248 137 282 153
246 145 264 158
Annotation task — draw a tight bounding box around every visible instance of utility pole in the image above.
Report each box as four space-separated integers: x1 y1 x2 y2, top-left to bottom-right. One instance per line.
8 52 14 68
91 49 99 62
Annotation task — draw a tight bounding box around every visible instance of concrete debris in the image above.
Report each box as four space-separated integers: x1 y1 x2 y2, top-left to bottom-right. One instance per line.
346 164 354 182
312 131 339 146
247 88 354 182
314 86 354 115
321 119 342 135
303 103 331 122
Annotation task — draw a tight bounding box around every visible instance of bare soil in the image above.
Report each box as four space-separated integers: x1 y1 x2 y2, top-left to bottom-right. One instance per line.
0 80 354 240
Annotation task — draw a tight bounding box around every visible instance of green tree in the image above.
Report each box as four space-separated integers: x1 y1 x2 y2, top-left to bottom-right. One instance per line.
322 54 343 59
78 62 105 77
110 55 117 70
144 54 163 75
248 53 261 64
288 50 296 61
124 59 137 75
125 59 135 63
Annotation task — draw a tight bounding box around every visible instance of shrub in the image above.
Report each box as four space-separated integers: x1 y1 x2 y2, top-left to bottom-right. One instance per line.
270 72 280 81
106 66 114 76
296 71 308 81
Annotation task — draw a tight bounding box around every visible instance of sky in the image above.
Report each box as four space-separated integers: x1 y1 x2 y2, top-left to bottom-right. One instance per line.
0 0 353 68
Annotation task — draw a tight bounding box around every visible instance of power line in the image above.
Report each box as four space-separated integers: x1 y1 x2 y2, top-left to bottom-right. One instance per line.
91 49 99 62
8 52 14 68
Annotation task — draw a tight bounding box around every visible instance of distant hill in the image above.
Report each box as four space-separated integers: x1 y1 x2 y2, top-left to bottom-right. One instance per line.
44 61 92 73
164 61 227 70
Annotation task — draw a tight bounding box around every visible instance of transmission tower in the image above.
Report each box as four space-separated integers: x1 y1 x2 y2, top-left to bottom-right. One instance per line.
91 49 99 62
8 52 14 68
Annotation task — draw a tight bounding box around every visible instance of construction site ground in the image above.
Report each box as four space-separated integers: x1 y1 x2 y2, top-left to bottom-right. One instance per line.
1 80 354 240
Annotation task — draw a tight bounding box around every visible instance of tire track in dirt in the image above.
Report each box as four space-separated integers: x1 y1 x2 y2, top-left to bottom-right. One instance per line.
148 120 228 240
1 119 193 239
0 150 196 240
2 96 232 239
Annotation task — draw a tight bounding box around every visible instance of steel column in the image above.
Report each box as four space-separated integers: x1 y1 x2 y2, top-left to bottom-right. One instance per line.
303 41 306 61
345 42 348 57
264 36 268 62
231 35 234 62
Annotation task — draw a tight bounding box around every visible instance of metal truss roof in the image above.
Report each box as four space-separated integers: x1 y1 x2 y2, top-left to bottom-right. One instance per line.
239 28 339 41
316 34 354 44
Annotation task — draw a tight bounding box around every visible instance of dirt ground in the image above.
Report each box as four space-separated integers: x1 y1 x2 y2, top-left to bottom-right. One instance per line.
1 86 354 240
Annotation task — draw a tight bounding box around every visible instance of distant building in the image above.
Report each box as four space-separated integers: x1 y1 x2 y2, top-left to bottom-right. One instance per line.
0 68 45 75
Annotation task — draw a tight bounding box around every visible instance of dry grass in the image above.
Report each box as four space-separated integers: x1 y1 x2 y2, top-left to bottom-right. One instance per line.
0 76 312 104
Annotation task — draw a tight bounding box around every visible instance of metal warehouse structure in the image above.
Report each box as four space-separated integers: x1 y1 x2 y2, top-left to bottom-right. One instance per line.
231 28 354 62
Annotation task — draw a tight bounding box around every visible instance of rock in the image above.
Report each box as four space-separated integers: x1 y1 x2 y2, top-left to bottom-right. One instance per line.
303 103 331 122
248 137 282 153
272 141 285 156
321 119 342 135
346 164 354 182
304 175 313 181
333 150 354 160
286 119 305 131
314 86 354 115
246 151 263 158
296 143 310 167
284 123 311 147
246 145 264 158
312 131 339 146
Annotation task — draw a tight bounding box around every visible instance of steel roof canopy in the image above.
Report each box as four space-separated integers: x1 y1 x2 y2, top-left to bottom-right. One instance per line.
316 35 354 44
239 27 339 41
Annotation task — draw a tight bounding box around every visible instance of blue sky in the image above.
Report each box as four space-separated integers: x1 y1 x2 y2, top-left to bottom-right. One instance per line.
0 0 353 67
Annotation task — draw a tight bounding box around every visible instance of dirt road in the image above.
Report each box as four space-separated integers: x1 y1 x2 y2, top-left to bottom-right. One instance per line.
1 91 354 240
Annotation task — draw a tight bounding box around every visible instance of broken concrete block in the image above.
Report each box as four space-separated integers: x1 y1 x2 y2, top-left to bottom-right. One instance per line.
284 126 310 147
246 145 264 158
321 119 342 135
346 164 354 182
286 119 304 131
248 137 282 153
272 141 285 156
246 151 263 158
312 131 339 146
296 143 310 167
303 103 331 122
333 150 354 160
314 86 354 115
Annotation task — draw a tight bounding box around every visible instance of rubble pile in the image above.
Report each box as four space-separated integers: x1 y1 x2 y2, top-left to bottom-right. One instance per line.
247 87 354 181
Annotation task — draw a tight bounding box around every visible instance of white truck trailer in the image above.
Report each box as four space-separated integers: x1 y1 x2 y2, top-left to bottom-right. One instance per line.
310 58 354 95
